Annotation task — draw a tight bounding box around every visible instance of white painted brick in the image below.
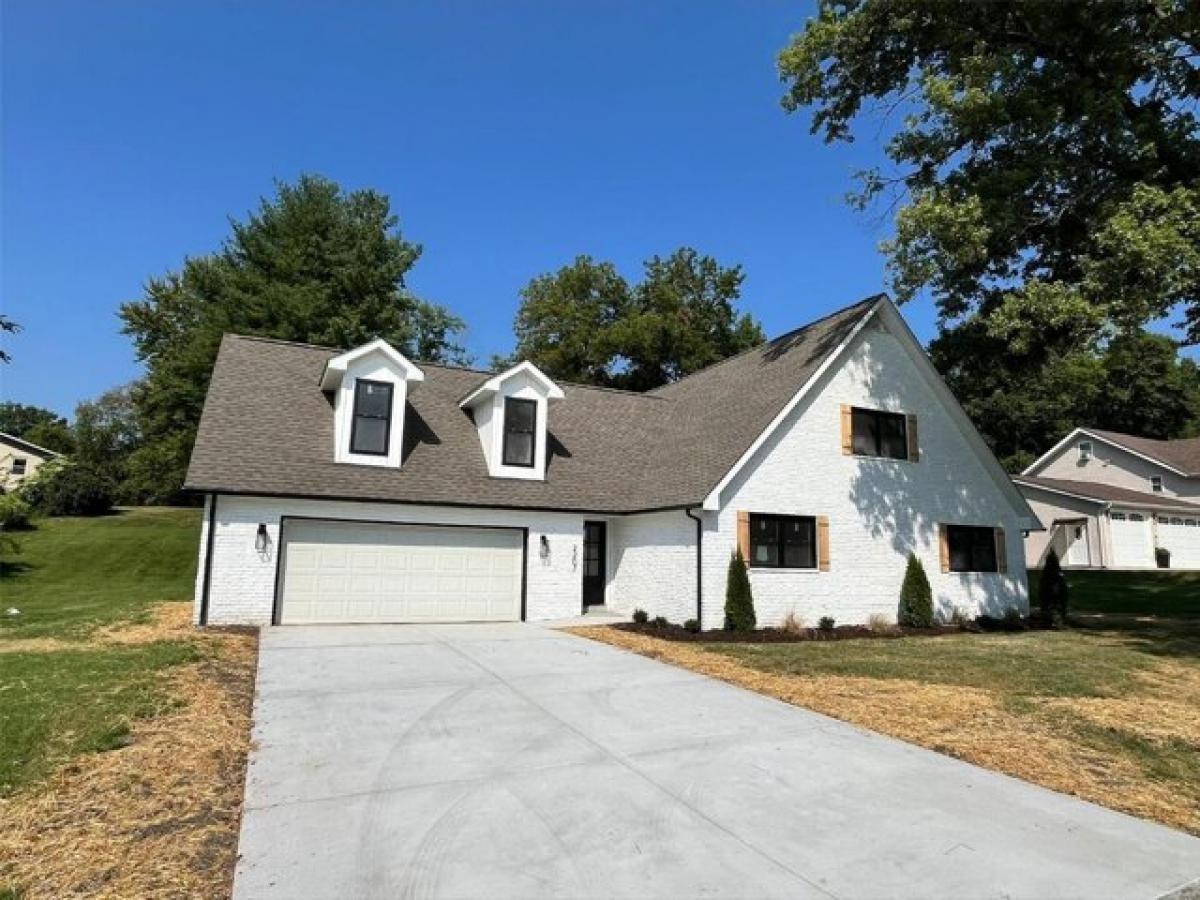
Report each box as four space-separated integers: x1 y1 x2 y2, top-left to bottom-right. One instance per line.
608 511 698 624
195 495 584 625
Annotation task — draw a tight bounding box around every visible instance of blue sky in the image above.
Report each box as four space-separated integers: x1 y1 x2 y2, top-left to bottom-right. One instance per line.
0 1 1133 418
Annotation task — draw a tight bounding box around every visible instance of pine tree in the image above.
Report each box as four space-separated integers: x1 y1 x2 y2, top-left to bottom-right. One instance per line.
1039 549 1070 626
898 553 934 628
724 548 756 631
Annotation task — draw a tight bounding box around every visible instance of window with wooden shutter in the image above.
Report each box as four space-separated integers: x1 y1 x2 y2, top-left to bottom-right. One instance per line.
938 524 950 573
736 510 750 562
906 414 919 462
840 405 853 455
817 516 830 571
995 528 1008 573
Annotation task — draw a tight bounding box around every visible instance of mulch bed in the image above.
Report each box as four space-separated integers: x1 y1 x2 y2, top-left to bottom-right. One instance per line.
614 617 1044 643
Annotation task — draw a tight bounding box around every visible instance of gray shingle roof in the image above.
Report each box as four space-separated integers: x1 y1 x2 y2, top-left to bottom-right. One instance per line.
1013 475 1200 513
1085 429 1200 477
185 296 880 512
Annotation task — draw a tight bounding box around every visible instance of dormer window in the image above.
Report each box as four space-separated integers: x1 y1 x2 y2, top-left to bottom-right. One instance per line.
502 397 537 467
350 380 393 456
1078 440 1092 461
460 360 564 481
1150 475 1163 493
320 338 424 469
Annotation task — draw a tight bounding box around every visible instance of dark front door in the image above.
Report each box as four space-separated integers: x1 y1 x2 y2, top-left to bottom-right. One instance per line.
582 521 606 609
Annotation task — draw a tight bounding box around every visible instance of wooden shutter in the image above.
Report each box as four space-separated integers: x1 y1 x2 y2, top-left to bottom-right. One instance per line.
938 524 950 573
736 510 750 562
995 527 1008 573
906 414 920 462
817 516 830 571
840 405 853 455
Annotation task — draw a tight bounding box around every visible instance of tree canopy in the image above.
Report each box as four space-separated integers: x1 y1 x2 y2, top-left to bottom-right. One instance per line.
779 0 1200 464
118 174 466 502
0 402 75 455
509 248 764 391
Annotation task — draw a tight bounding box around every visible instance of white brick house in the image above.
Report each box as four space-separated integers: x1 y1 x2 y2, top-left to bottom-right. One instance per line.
187 295 1037 629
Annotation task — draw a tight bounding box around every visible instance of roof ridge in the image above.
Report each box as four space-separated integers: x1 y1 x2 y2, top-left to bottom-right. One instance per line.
648 293 885 395
223 333 498 375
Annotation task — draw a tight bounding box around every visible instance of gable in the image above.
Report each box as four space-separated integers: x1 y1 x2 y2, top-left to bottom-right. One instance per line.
1029 429 1197 498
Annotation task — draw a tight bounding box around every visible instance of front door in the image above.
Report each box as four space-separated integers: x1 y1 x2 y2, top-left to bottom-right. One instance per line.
582 521 606 609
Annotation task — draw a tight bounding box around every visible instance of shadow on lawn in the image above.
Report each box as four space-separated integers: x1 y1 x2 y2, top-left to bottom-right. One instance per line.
1071 613 1200 662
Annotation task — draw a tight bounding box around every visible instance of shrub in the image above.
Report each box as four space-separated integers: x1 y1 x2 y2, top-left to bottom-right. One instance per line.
946 606 972 628
0 494 34 530
866 613 895 633
683 618 700 633
1038 549 1069 625
632 608 648 624
21 461 115 517
781 610 806 635
724 548 756 631
1003 606 1024 628
651 615 669 628
897 553 934 628
818 615 836 632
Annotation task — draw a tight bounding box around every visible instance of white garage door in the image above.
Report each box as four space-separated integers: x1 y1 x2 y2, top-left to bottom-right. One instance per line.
278 520 524 624
1109 513 1154 568
1157 518 1200 569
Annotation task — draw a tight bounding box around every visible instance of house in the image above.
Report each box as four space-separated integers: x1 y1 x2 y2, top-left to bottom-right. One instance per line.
186 294 1037 629
0 431 62 492
1016 428 1200 570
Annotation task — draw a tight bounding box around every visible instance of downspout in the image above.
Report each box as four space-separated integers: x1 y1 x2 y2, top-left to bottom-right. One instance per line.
684 507 703 629
198 492 218 626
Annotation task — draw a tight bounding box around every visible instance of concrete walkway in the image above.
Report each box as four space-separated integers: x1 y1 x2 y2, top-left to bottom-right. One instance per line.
234 624 1200 899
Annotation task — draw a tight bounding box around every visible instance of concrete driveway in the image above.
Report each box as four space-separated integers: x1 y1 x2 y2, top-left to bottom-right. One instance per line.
234 624 1200 900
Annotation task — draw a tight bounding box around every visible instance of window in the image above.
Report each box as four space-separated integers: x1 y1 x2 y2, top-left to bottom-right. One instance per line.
1078 440 1092 461
851 407 908 460
749 514 816 569
1111 512 1127 521
10 458 27 476
1170 517 1183 525
1150 476 1164 493
349 379 393 456
502 397 537 468
946 525 998 573
1129 513 1145 522
1187 520 1197 527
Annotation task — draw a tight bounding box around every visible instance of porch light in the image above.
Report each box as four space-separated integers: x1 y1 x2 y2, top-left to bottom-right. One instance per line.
539 535 550 559
255 523 270 553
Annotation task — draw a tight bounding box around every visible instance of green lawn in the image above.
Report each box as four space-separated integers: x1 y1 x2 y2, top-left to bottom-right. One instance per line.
1 506 202 639
1031 568 1200 618
0 507 204 795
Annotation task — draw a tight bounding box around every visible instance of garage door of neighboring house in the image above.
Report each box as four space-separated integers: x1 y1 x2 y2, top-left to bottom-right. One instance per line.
1108 512 1155 568
1156 517 1200 569
277 519 524 624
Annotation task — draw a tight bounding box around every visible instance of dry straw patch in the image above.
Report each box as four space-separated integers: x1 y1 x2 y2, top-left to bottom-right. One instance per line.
0 609 258 900
568 626 1200 834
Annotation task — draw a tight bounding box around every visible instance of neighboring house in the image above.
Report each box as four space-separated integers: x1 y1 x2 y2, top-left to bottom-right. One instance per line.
187 294 1037 629
0 431 62 492
1016 428 1200 570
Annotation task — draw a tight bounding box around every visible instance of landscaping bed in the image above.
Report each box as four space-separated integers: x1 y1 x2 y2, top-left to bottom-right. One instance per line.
615 620 978 643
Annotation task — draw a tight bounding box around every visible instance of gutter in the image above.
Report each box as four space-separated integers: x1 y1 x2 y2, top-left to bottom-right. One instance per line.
684 507 703 629
198 493 218 626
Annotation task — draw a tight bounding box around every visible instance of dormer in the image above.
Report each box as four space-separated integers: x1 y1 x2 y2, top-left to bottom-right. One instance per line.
459 361 564 480
320 338 424 468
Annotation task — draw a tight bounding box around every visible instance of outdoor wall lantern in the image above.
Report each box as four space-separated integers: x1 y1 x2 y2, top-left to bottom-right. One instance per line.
539 534 550 560
255 523 270 553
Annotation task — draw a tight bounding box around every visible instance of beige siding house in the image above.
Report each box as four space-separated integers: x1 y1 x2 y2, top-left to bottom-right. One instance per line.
1016 428 1200 570
0 431 62 492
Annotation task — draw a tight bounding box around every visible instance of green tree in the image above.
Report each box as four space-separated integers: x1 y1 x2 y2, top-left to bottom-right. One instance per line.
0 403 75 455
119 175 466 502
509 248 763 390
1038 548 1069 626
724 548 757 632
73 384 142 500
779 2 1200 453
898 552 934 628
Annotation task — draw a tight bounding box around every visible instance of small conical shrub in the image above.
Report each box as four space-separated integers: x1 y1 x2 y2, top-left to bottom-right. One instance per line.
725 548 756 631
898 552 934 627
1039 548 1069 625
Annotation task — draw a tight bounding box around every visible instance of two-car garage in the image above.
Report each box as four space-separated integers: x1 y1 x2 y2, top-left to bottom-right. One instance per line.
275 519 525 624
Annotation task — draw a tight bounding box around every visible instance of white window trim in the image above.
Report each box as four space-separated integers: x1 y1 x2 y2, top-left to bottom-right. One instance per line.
1150 475 1164 494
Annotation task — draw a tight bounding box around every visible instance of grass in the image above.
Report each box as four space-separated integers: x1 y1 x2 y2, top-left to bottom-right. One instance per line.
0 508 202 793
1 506 202 639
574 569 1200 834
0 506 257 899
